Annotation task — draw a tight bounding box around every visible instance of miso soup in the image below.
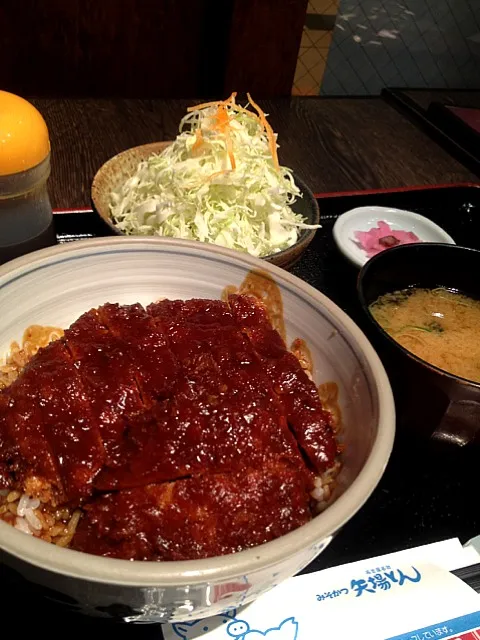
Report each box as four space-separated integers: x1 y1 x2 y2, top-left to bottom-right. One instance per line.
369 287 480 383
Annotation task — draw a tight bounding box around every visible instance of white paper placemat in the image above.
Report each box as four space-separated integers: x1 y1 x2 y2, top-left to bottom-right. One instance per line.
164 538 480 640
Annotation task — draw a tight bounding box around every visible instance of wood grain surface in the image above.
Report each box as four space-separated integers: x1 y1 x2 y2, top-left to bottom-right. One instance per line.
30 96 478 209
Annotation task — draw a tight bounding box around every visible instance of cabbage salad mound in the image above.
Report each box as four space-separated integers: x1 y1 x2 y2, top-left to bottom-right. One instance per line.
109 93 319 257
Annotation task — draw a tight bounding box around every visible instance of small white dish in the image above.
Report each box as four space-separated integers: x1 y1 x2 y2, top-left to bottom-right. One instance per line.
332 206 455 269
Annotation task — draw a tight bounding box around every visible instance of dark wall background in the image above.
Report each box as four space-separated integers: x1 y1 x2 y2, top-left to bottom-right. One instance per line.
0 0 308 98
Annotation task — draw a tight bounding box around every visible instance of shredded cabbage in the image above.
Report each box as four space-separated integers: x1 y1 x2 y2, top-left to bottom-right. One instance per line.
109 94 320 257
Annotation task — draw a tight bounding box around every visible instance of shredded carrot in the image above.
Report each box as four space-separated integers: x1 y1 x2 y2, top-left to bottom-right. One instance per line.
187 94 261 132
187 100 223 113
192 129 204 153
214 105 230 130
221 92 237 107
230 102 262 127
187 92 237 113
187 92 276 173
247 93 279 171
211 105 236 170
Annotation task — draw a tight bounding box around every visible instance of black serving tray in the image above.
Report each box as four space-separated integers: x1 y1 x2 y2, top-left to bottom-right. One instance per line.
3 184 480 633
54 184 480 324
382 89 480 177
427 104 480 165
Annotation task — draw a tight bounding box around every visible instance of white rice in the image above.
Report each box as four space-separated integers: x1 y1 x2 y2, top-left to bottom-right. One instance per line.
1 490 81 545
14 516 33 535
24 507 43 531
310 458 341 513
17 494 40 517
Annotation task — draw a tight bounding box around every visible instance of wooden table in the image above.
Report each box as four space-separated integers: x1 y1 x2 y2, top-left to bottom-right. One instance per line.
32 97 477 210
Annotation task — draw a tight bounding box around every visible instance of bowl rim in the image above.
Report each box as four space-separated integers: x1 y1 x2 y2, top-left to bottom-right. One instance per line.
333 206 456 269
90 141 320 263
357 242 480 390
0 236 395 586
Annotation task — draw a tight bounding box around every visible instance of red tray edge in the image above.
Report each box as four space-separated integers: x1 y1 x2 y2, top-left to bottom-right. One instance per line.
313 181 480 200
52 182 480 214
53 207 94 215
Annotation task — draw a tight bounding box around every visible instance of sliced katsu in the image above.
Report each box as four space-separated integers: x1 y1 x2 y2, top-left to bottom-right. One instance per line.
96 303 179 406
0 339 105 503
72 460 313 561
96 299 307 490
0 383 62 502
0 294 339 560
228 294 338 472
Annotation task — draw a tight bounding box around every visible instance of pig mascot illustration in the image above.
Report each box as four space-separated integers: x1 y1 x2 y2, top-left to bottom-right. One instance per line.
173 610 298 640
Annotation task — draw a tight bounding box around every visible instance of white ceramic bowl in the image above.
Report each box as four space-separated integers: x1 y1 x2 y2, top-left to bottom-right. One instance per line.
0 237 395 623
333 206 455 268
